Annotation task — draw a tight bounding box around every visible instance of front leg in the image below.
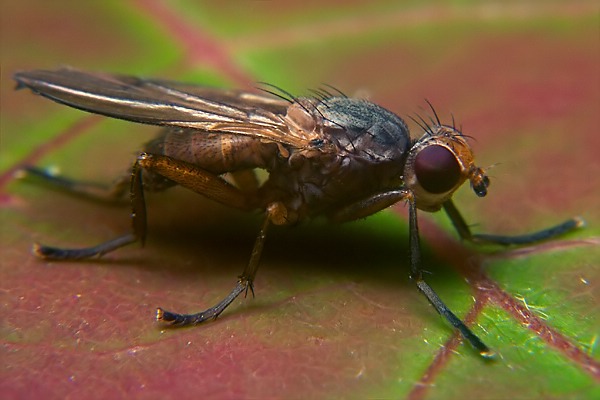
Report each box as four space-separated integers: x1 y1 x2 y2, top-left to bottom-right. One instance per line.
442 200 584 245
407 196 493 357
329 189 493 356
329 190 410 223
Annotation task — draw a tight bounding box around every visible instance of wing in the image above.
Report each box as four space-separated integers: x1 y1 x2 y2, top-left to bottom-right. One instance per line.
13 67 318 148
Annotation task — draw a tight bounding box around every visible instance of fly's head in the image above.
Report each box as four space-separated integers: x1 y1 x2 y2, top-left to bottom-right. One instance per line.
404 125 490 212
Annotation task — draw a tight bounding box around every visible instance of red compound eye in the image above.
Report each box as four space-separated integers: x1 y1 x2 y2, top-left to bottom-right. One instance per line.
414 145 461 194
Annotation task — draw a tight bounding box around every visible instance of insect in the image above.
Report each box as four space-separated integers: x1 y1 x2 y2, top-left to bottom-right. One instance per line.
14 68 583 357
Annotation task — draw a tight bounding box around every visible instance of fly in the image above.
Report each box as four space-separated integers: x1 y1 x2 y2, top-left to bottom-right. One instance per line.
13 68 584 358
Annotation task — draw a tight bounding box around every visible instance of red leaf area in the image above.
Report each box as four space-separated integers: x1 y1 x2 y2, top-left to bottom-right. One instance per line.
2 1 599 399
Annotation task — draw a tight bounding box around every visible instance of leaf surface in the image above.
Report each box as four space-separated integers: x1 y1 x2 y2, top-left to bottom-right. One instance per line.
1 1 599 399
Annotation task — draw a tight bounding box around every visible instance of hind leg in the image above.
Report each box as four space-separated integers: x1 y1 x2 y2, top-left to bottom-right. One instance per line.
32 153 255 260
22 166 130 202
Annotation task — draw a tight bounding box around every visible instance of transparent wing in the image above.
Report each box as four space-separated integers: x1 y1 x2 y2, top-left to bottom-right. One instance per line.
14 67 316 148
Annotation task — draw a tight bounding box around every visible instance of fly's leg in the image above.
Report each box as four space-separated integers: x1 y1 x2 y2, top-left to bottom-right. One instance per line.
22 166 130 202
157 202 287 326
407 196 493 357
329 193 583 357
137 153 253 211
329 190 409 222
330 190 492 356
33 158 147 259
442 200 584 245
34 152 271 326
33 152 255 260
127 152 273 326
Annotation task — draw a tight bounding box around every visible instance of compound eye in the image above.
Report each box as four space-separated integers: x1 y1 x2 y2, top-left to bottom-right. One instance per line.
414 145 461 194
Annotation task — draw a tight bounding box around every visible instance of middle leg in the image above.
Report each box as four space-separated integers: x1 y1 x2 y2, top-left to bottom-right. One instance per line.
157 201 288 326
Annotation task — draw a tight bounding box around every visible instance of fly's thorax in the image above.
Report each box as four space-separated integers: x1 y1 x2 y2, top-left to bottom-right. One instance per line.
404 126 488 212
314 97 410 163
284 96 412 172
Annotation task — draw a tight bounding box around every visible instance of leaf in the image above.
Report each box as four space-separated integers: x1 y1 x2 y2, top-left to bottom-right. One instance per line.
1 1 598 399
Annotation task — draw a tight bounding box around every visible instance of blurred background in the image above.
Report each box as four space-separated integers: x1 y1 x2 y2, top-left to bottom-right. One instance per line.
1 1 598 399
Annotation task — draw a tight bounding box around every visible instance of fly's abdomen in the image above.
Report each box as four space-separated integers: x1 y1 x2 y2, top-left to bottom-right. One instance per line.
146 128 278 175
